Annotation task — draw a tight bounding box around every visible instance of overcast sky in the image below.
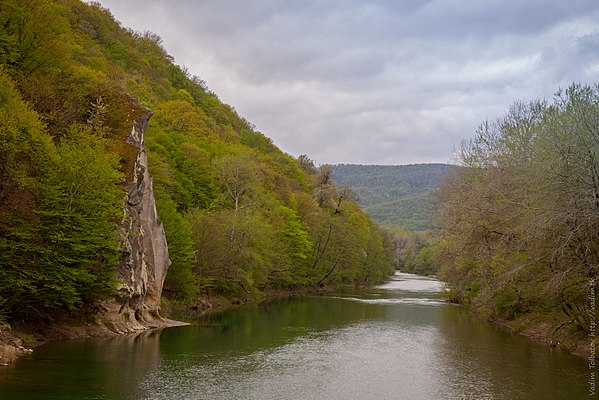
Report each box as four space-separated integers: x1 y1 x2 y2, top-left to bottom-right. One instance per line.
96 0 599 165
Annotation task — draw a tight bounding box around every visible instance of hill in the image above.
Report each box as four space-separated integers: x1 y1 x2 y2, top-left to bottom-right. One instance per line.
332 164 455 231
0 0 395 332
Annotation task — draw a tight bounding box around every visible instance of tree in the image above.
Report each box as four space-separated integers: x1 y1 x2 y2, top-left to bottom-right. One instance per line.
0 0 397 324
36 132 123 311
156 197 196 300
214 152 264 213
297 154 316 174
0 69 57 320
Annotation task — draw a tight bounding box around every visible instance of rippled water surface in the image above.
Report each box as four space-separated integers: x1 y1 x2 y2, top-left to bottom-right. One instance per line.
0 273 588 399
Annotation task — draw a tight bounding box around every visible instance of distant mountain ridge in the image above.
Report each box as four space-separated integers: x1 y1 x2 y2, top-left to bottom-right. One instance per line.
332 163 456 231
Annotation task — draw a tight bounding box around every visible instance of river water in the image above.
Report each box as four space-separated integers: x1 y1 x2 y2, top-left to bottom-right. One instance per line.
0 273 588 399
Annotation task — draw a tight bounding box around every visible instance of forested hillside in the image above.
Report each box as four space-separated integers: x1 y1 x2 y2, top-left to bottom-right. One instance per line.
332 163 454 230
0 0 394 327
435 85 598 350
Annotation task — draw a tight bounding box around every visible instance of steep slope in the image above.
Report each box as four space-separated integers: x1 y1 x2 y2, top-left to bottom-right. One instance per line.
0 0 396 340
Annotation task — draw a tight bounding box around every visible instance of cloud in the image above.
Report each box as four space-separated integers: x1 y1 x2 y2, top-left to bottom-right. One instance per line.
97 0 599 165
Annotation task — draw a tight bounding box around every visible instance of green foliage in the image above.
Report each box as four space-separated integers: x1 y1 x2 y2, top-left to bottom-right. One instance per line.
0 69 52 184
0 70 122 321
0 0 69 76
278 205 312 261
156 197 196 300
495 288 525 320
392 231 438 275
436 84 599 333
36 132 122 306
240 129 277 154
154 100 211 137
365 192 436 231
0 69 55 320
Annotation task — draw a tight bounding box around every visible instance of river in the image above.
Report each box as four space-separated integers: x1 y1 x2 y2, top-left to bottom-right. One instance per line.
0 273 588 399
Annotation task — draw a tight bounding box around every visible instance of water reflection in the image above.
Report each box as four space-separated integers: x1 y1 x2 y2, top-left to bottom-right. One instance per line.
435 306 587 399
0 329 164 399
0 272 588 400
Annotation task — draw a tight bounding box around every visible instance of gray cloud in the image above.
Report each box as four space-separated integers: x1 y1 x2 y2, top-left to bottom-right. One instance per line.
98 0 599 165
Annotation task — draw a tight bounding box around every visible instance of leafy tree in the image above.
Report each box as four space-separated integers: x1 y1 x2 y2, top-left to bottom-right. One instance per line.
214 152 265 213
35 132 122 312
154 99 212 138
157 197 196 300
0 69 56 320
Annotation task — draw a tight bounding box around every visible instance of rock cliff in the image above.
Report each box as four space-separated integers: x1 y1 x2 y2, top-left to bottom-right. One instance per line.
100 110 183 333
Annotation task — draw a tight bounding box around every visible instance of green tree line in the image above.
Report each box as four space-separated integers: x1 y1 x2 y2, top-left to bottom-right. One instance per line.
434 84 598 343
332 163 454 231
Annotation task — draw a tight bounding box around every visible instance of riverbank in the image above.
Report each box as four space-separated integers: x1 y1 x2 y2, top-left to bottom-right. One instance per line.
0 284 356 365
442 282 592 360
0 322 118 365
494 312 591 359
0 315 189 365
0 330 34 365
162 285 349 321
12 279 588 366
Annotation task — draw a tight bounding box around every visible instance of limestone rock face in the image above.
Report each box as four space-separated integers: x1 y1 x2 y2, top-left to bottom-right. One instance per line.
100 111 179 333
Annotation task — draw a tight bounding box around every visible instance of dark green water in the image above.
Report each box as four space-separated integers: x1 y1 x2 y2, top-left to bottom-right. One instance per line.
0 273 589 399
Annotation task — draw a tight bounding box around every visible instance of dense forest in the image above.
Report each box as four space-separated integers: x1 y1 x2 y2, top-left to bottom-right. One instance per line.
333 163 453 231
434 85 598 348
0 0 395 327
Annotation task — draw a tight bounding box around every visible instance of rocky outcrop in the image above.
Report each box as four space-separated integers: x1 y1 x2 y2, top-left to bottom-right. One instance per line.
100 110 185 333
0 332 32 366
